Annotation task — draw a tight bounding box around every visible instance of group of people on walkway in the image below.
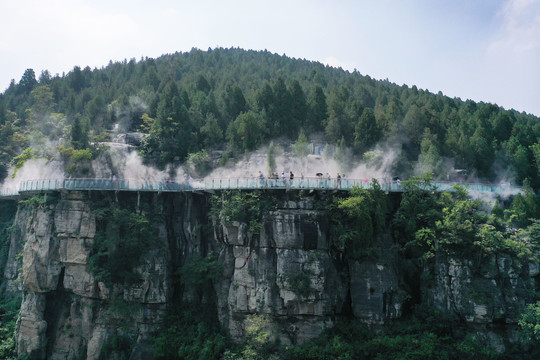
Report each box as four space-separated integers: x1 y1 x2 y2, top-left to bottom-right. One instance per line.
257 170 348 188
260 171 301 181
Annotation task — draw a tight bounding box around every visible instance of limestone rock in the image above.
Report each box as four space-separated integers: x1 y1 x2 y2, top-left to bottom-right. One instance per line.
349 260 400 323
16 292 47 359
224 211 343 343
11 193 170 360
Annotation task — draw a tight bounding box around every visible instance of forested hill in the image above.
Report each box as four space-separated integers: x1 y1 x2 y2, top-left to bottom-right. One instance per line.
1 47 539 187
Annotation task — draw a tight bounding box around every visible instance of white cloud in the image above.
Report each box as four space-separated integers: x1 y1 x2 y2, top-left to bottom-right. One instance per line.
474 0 540 114
323 57 356 71
490 0 540 53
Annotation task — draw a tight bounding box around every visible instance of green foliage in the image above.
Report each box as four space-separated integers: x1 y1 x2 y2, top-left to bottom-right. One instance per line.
186 149 211 177
178 254 222 286
393 176 540 277
106 297 142 320
393 174 441 241
0 295 21 359
334 136 349 173
70 115 89 150
0 202 17 277
519 301 540 342
397 178 533 261
503 136 532 184
220 151 230 166
418 128 442 174
241 316 279 360
153 305 228 360
89 207 158 286
19 68 37 93
57 145 93 177
210 191 275 234
435 190 487 252
223 84 247 121
223 315 279 360
71 148 93 162
361 332 442 359
10 147 34 178
267 141 276 175
531 142 540 177
98 332 134 360
285 269 312 298
227 110 266 153
391 175 540 312
139 113 155 133
333 180 388 259
512 220 540 261
200 113 223 147
0 202 20 357
285 311 498 360
353 107 381 152
506 180 539 228
307 85 327 133
18 195 44 210
0 117 24 180
139 80 194 168
293 129 310 158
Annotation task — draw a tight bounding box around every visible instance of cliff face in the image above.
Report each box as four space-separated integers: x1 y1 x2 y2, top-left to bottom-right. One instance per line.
5 192 170 359
424 254 538 352
1 191 538 358
211 197 402 344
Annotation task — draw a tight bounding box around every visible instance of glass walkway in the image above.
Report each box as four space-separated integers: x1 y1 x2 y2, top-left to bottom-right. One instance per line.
0 177 521 199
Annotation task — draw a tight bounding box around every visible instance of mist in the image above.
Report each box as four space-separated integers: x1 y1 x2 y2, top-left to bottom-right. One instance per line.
0 130 523 204
204 140 403 183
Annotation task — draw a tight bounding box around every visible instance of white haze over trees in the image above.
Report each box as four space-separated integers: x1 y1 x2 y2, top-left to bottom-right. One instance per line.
0 129 520 206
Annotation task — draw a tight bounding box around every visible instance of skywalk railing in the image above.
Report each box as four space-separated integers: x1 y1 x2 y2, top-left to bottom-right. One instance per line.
2 177 520 197
0 188 19 198
17 178 192 192
15 177 401 193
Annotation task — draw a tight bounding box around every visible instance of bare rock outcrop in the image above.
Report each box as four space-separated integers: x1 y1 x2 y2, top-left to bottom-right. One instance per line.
216 200 399 344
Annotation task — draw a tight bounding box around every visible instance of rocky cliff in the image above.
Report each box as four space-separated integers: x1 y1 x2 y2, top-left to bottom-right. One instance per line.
1 190 537 359
424 254 538 353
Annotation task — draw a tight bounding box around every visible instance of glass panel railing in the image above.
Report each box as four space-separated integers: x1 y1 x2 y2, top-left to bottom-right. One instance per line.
6 177 523 198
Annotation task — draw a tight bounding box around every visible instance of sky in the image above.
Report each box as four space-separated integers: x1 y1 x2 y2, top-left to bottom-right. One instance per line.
1 0 539 116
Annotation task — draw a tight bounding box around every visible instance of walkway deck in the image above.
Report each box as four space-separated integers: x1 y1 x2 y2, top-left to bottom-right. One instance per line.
0 177 521 199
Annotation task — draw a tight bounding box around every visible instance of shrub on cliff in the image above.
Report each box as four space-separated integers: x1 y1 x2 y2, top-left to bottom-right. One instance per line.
153 305 228 360
89 207 157 286
178 253 221 286
331 179 388 260
210 191 275 234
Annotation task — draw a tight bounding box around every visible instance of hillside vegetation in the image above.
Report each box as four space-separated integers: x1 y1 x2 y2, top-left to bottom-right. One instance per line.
0 47 539 187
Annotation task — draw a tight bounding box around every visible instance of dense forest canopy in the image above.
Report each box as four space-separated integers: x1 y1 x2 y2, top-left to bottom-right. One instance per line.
0 47 539 188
